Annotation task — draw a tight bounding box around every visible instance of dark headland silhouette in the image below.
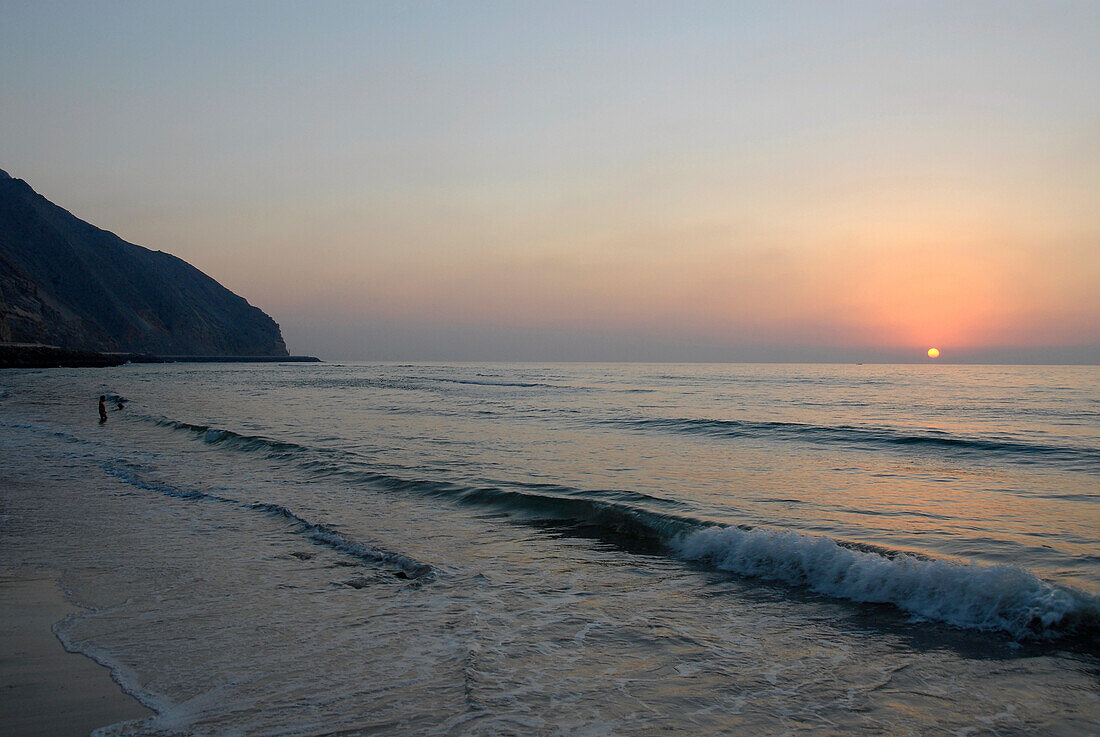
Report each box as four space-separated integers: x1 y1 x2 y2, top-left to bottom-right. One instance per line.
0 169 317 367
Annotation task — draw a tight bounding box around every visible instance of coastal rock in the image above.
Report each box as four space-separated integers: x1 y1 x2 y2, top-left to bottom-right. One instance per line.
0 170 288 356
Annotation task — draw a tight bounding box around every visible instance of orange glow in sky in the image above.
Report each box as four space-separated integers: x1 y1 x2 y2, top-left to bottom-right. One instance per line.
1 3 1097 361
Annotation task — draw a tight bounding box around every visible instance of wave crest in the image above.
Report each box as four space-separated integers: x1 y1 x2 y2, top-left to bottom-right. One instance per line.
103 463 433 579
616 417 1100 472
675 525 1098 640
152 417 314 457
251 503 433 579
138 410 1099 640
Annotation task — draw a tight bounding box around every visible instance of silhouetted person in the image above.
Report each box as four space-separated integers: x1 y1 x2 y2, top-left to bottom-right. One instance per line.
99 395 108 423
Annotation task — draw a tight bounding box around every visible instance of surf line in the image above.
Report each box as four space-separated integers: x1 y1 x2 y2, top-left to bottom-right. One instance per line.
101 463 435 580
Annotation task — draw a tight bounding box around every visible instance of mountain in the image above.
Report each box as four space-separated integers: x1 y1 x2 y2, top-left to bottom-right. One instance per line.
0 169 288 356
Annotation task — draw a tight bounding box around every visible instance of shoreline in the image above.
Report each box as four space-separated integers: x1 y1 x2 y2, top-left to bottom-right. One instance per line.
0 569 153 736
0 343 321 369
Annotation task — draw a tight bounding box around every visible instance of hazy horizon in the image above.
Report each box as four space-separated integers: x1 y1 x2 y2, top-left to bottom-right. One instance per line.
2 1 1097 363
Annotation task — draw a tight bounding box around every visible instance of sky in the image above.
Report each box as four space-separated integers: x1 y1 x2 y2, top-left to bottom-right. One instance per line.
1 1 1097 362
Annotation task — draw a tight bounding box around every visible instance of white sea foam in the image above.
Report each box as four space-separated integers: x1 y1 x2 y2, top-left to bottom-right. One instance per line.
674 525 1096 639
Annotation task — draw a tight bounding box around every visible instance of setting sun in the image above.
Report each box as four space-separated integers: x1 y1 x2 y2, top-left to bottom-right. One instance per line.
927 348 941 359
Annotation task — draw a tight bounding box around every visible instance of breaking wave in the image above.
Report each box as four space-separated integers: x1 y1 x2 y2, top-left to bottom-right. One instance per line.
674 525 1098 641
143 412 1099 640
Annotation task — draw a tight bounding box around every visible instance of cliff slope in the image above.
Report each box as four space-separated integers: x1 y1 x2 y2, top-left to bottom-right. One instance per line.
0 170 288 356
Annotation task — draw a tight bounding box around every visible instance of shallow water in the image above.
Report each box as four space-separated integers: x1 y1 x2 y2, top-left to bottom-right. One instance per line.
1 363 1097 735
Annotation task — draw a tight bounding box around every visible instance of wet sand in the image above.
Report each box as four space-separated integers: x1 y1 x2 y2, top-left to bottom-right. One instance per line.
0 571 152 737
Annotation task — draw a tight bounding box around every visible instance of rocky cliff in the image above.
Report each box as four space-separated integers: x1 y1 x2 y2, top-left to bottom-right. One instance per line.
0 169 288 356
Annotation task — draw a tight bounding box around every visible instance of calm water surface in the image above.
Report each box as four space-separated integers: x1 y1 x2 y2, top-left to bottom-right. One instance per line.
1 363 1097 735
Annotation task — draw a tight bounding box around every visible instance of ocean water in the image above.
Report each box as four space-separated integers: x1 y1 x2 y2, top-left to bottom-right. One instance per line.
1 362 1098 736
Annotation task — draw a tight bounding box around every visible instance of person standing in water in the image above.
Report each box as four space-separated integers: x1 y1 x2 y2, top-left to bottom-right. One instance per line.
98 395 108 422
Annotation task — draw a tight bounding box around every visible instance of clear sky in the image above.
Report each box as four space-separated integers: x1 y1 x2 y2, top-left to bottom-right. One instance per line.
2 1 1097 362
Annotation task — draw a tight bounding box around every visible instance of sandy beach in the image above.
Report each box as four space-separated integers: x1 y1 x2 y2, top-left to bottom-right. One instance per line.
0 570 152 736
0 425 156 736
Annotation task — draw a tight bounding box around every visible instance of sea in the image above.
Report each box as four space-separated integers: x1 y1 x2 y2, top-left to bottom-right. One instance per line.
1 362 1097 736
